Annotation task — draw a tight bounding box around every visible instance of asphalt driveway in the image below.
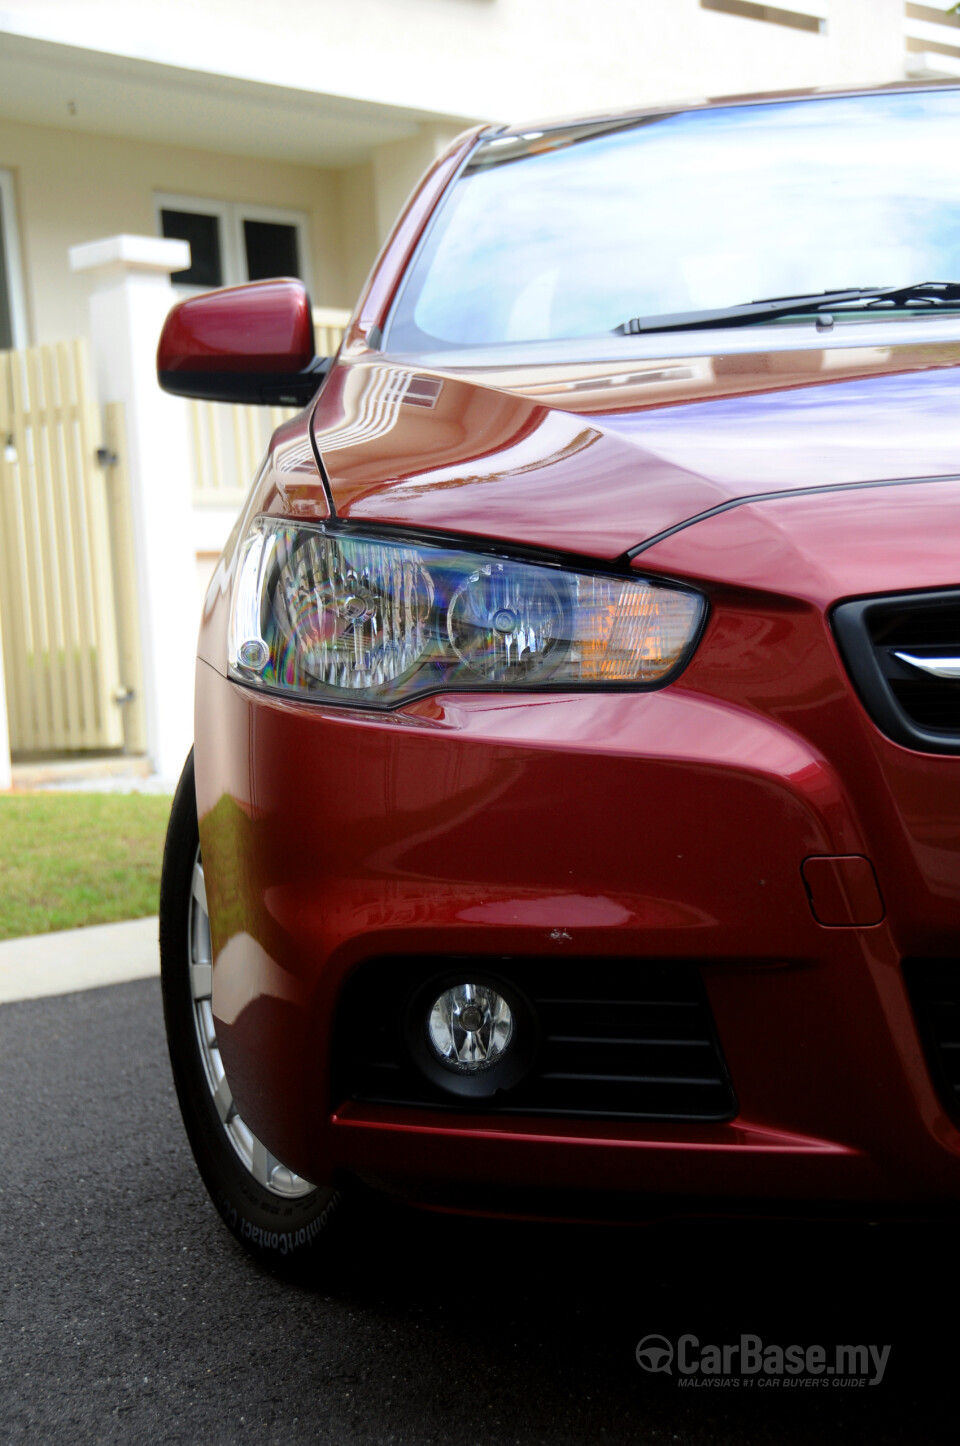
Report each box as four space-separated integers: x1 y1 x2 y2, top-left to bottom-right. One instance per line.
0 978 956 1445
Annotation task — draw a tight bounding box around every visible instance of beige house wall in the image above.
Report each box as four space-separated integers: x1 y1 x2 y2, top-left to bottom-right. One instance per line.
335 163 381 307
0 116 377 346
0 0 909 134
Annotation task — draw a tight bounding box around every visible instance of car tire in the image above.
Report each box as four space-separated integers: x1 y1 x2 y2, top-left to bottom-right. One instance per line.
159 748 343 1270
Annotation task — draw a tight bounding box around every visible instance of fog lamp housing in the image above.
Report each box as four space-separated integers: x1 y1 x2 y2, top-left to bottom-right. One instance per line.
404 971 536 1100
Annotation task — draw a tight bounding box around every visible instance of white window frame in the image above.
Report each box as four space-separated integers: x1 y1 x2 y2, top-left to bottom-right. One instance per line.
154 192 314 296
0 168 28 349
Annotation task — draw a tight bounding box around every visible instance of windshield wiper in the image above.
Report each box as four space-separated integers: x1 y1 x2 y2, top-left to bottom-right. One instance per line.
616 282 960 336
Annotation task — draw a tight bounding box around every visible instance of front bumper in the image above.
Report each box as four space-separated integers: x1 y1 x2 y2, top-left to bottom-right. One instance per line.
195 658 960 1218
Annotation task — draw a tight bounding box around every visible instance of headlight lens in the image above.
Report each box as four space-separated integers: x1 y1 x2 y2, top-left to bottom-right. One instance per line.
228 517 705 706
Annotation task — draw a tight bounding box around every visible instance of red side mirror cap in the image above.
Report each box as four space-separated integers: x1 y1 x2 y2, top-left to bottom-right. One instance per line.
157 278 326 406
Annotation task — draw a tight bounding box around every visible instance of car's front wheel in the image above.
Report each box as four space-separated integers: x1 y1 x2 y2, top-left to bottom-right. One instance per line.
159 749 343 1269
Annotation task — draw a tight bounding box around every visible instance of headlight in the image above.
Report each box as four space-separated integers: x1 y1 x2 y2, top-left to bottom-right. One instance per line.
227 518 705 707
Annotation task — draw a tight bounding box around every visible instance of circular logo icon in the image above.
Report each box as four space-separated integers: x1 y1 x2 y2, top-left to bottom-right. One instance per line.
635 1334 674 1374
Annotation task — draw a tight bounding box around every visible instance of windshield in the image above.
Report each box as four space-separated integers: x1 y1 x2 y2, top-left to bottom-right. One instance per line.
386 89 960 351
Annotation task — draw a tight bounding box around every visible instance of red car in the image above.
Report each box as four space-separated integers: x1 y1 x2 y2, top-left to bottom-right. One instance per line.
158 83 960 1266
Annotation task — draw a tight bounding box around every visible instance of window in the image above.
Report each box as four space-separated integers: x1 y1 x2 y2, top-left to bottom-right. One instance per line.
155 194 312 294
387 89 960 351
0 169 27 349
243 219 300 282
160 208 224 289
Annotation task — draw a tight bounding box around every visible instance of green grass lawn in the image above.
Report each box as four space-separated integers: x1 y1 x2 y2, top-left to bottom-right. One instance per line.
0 792 173 940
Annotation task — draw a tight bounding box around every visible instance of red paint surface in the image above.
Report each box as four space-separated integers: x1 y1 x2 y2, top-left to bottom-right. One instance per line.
801 856 885 927
194 584 960 1206
157 278 314 375
304 350 960 559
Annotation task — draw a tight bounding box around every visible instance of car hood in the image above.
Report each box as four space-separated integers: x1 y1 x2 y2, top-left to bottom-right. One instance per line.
309 341 960 561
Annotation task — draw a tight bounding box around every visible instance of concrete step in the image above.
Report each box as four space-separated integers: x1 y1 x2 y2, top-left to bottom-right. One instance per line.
0 916 160 1003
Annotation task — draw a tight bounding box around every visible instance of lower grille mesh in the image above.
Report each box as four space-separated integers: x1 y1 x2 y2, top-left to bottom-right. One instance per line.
905 960 960 1113
335 958 736 1122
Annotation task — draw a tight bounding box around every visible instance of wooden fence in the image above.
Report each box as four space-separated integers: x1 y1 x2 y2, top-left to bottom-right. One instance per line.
0 341 143 754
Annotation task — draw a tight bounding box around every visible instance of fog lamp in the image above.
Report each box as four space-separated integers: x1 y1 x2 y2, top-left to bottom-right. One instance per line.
426 983 514 1073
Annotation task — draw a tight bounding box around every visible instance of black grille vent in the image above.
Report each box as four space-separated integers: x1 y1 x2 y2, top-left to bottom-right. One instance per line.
889 676 960 732
833 590 960 754
905 960 960 1116
334 958 736 1123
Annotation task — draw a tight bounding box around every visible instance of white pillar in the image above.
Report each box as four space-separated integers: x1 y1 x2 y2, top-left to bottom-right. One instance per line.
70 234 196 782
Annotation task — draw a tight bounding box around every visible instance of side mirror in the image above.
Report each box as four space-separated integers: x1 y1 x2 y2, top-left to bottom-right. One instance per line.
156 278 331 406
